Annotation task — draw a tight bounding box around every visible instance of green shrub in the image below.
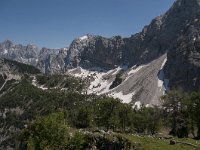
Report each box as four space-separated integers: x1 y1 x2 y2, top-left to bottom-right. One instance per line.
110 72 123 89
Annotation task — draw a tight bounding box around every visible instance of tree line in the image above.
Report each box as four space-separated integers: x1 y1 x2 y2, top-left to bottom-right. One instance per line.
18 90 200 150
63 90 200 139
1 77 200 149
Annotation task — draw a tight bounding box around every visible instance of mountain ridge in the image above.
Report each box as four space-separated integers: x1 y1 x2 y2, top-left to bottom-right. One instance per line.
0 0 200 105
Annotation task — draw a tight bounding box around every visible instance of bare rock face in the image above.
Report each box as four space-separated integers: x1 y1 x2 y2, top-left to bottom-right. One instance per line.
164 16 200 92
0 40 68 74
123 0 200 66
157 0 200 93
65 0 200 69
37 47 68 74
162 0 200 92
66 35 125 69
0 40 39 66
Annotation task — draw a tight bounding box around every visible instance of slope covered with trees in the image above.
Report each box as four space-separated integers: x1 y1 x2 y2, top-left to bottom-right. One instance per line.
0 57 200 150
1 77 200 149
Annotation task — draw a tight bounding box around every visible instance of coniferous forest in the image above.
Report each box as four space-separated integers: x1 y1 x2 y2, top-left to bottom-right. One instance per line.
1 70 200 149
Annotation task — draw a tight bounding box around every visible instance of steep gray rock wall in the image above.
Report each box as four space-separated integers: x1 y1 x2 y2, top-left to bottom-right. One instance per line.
0 40 39 66
66 35 125 69
164 15 200 92
0 40 68 74
65 0 200 70
37 47 68 74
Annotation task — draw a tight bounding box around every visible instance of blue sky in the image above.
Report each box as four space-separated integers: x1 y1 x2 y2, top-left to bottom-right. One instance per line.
0 0 176 48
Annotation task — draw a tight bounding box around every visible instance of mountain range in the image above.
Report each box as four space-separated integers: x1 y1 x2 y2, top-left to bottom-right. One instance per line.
0 0 200 106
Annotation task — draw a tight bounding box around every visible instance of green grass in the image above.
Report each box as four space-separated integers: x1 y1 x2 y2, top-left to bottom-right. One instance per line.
123 134 200 150
66 128 200 150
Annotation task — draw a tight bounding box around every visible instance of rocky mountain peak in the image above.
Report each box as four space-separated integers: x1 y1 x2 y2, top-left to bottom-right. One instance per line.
1 40 13 49
78 35 89 41
165 0 200 19
26 44 38 50
2 39 13 44
176 0 200 7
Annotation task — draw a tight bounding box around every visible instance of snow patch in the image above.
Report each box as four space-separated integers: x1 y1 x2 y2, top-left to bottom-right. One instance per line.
79 35 88 41
157 57 169 93
3 49 8 54
87 72 107 94
87 67 122 94
68 66 140 104
146 104 150 107
158 71 164 88
127 65 145 75
112 67 122 75
161 57 167 69
109 91 135 103
32 76 48 90
69 67 128 97
134 101 142 109
68 67 90 78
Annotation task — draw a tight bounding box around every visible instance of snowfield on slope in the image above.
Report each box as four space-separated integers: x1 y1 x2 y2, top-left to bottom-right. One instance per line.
31 54 168 107
66 54 168 106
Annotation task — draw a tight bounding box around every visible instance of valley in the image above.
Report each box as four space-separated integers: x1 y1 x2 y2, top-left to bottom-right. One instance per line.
1 0 200 149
